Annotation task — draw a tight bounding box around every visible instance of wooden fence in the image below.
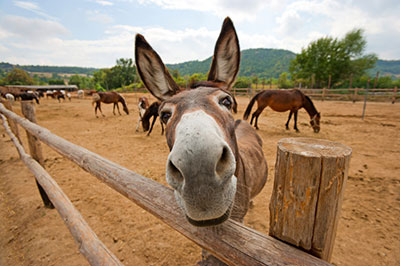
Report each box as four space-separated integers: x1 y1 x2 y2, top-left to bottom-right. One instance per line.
0 100 340 266
233 87 399 103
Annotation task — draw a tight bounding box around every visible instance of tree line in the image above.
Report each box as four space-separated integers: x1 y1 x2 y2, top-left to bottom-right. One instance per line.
1 27 399 90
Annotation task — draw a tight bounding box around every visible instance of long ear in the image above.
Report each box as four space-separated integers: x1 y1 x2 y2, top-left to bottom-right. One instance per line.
208 17 240 89
135 34 180 101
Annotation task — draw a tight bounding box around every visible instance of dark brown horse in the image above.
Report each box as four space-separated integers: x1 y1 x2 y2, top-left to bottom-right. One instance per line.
92 91 129 118
141 101 164 136
243 89 321 133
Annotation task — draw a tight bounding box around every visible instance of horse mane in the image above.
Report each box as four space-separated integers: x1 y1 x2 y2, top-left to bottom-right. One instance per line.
118 93 128 107
304 95 318 116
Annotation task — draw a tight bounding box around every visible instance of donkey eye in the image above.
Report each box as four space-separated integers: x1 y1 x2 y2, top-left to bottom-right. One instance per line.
160 111 171 124
219 96 232 109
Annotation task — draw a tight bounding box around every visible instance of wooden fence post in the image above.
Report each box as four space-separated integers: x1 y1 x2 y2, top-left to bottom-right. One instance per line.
393 86 398 104
353 88 358 103
1 99 22 144
322 87 326 101
269 138 352 262
21 101 54 209
361 79 370 120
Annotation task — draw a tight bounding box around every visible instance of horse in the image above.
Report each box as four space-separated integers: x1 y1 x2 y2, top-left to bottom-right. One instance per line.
18 92 40 104
135 17 268 229
5 93 15 102
243 89 321 133
141 101 164 136
66 93 71 101
92 91 129 118
135 96 150 132
77 89 84 98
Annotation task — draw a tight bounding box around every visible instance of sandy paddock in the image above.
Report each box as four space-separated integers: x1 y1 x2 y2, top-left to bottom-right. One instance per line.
0 93 399 266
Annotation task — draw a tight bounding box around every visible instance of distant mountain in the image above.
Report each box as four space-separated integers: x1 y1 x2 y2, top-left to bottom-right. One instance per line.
369 60 400 78
166 48 297 79
1 50 400 80
0 62 98 76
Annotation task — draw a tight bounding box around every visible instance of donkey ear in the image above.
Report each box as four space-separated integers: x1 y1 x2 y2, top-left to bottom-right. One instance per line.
135 34 180 101
208 17 240 89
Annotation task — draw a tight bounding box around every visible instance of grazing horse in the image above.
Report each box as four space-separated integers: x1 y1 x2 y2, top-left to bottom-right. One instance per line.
92 91 129 118
77 89 84 98
18 92 40 104
141 101 164 136
135 17 268 228
243 89 321 133
135 96 150 132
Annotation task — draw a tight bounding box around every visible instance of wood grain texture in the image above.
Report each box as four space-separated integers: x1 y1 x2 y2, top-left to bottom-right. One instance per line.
1 113 123 266
20 101 54 209
269 137 351 262
0 104 332 266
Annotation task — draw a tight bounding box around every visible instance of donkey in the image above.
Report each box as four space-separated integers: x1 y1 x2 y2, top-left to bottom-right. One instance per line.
135 17 268 227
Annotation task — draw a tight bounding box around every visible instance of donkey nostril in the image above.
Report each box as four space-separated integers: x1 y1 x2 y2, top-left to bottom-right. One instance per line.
216 146 233 180
167 160 184 185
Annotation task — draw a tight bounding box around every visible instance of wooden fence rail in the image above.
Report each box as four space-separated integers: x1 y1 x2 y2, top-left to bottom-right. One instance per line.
0 112 123 266
0 102 332 265
232 87 399 103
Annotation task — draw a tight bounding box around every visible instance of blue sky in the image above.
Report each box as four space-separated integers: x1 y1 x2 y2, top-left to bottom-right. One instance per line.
0 0 399 68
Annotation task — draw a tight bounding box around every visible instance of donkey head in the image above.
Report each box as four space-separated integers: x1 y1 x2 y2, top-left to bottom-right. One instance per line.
135 17 241 226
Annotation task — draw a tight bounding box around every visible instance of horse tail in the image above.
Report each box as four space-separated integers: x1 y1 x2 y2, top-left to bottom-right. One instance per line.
243 92 261 120
92 93 100 106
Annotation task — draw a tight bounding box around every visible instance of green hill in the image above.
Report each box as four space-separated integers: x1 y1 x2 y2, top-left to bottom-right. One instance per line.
0 62 98 75
1 49 400 80
166 48 297 79
369 60 400 78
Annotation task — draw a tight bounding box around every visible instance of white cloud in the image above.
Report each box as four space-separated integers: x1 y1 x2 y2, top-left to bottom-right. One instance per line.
13 0 57 20
86 10 114 24
137 0 282 21
93 0 114 6
0 15 69 41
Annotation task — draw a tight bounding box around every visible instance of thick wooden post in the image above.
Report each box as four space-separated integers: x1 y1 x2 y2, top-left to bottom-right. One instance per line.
21 101 54 209
269 138 352 262
392 86 397 104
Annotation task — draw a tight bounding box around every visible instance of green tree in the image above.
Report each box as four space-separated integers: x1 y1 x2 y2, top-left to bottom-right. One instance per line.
290 29 377 88
49 79 65 85
234 76 251 88
2 68 35 85
277 72 292 89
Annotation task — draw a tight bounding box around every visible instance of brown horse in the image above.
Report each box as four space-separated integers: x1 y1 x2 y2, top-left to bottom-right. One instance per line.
141 101 164 136
92 91 129 118
243 89 321 133
135 17 268 228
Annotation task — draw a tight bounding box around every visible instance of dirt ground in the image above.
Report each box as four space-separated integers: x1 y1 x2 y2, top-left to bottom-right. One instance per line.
0 92 399 266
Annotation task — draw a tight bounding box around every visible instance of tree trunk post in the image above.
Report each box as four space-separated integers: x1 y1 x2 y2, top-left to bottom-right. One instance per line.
21 101 54 209
269 138 352 263
327 74 331 89
392 86 397 104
